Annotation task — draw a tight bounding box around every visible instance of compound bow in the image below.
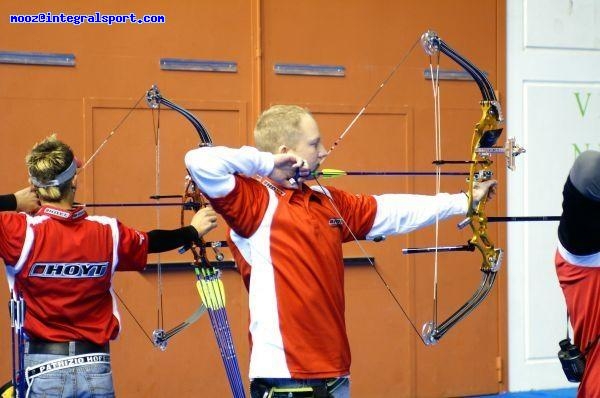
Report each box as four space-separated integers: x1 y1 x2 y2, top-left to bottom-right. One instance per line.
414 31 521 344
145 86 246 397
316 31 524 345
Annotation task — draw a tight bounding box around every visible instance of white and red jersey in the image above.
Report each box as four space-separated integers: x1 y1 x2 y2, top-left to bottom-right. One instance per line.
215 175 376 379
556 244 600 397
185 146 468 379
0 205 148 345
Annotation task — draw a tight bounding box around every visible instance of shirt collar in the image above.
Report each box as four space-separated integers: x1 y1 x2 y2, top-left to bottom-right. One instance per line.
37 205 88 221
257 176 324 204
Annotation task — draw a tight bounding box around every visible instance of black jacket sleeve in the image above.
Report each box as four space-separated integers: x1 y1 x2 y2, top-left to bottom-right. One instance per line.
558 177 600 255
147 225 199 253
0 194 16 211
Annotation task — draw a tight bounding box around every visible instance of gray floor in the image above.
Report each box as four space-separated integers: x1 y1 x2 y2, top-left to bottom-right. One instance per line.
470 387 577 397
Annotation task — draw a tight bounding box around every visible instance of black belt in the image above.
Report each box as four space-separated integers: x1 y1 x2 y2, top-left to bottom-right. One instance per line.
250 378 345 398
26 341 109 355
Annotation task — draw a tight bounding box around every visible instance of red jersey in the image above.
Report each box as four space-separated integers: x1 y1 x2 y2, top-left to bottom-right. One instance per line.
210 175 377 379
556 245 600 397
1 205 148 345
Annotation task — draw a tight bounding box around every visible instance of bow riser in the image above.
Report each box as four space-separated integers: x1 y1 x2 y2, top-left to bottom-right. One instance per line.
465 101 504 273
474 102 504 148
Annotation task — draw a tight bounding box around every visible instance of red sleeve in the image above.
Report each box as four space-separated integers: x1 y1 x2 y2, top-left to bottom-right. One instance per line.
115 221 149 271
0 213 27 265
326 186 377 242
207 175 270 238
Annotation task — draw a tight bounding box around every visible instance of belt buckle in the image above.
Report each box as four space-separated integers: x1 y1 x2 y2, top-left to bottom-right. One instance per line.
312 384 329 398
73 341 109 355
27 341 68 355
269 387 314 398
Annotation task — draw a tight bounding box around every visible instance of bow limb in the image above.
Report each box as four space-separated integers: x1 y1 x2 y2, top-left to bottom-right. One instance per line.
419 31 504 345
152 303 208 350
146 85 213 145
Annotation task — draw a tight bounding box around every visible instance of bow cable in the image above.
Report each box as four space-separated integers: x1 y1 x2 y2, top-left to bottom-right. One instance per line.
152 102 166 338
430 50 442 332
311 36 429 343
79 93 147 172
319 37 421 167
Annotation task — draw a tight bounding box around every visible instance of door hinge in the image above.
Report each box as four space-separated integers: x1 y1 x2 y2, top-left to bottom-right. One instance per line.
496 356 503 383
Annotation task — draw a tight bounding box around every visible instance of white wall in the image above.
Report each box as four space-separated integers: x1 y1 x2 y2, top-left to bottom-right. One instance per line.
507 0 600 391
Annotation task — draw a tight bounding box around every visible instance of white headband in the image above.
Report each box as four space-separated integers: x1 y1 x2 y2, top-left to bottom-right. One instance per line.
30 159 77 188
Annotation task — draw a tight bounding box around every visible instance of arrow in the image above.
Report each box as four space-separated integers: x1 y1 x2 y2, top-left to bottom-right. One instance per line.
487 216 559 222
314 168 469 178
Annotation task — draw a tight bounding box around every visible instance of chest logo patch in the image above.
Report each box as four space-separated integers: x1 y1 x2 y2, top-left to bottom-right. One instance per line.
329 218 343 227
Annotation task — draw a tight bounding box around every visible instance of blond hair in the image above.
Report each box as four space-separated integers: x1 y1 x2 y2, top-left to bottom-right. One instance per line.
26 135 75 202
254 105 312 153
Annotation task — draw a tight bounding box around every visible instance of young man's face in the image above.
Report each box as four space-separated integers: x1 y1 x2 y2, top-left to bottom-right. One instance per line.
287 114 327 172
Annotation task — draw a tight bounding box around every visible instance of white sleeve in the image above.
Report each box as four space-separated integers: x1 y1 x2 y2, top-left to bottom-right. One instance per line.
184 146 275 198
366 193 469 240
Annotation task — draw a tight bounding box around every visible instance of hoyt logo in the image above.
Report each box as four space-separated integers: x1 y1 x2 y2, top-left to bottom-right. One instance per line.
329 218 343 226
29 262 109 278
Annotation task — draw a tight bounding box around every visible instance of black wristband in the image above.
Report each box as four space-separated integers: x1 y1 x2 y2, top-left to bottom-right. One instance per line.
147 225 200 253
0 194 17 211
